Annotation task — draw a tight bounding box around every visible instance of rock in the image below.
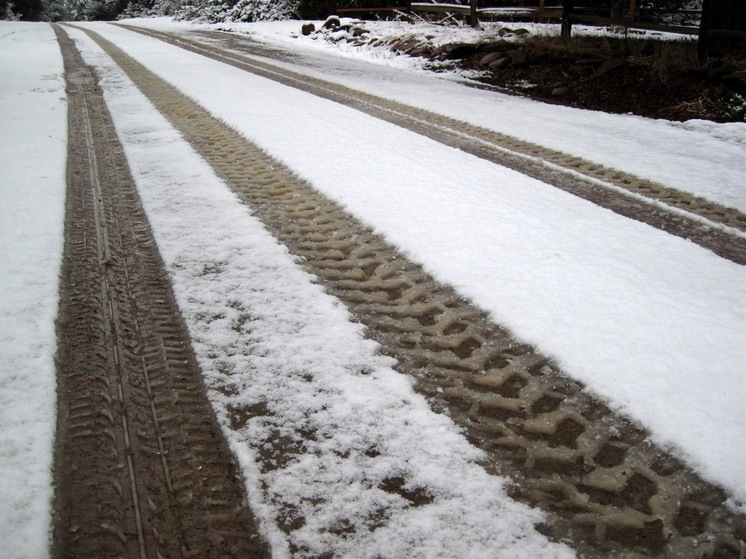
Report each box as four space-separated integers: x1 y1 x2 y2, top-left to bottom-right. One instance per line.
596 57 627 76
390 40 405 52
681 65 709 79
351 27 368 38
327 30 348 43
509 49 528 67
322 15 340 29
410 46 430 57
513 28 530 36
430 45 447 58
576 57 604 66
444 44 478 60
552 87 569 96
488 57 509 70
301 23 315 36
481 43 505 54
722 73 745 87
707 66 731 81
479 51 504 67
391 39 418 53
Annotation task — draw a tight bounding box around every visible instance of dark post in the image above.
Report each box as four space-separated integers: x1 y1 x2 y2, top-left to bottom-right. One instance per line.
698 0 712 63
470 0 478 28
561 0 574 42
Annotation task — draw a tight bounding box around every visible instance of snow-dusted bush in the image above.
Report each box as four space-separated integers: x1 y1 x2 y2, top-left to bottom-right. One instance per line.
118 0 178 18
175 0 299 22
1 2 20 20
225 0 296 21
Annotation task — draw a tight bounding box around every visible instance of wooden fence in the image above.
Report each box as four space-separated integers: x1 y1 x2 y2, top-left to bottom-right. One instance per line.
336 0 745 62
336 1 704 37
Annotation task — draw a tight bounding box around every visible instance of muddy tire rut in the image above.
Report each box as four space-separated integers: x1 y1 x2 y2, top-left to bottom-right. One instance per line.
53 24 746 559
52 26 269 559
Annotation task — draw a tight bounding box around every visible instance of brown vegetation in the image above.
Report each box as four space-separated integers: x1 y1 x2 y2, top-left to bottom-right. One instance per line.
454 33 746 122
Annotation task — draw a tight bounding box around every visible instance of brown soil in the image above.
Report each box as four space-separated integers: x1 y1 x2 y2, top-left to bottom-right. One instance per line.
450 38 746 122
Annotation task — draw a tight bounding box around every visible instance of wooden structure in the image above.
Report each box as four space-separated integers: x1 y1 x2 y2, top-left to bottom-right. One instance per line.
335 0 746 58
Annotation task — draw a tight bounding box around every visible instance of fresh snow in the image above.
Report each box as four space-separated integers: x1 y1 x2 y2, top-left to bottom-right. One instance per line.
1 16 744 559
0 21 67 559
156 17 746 213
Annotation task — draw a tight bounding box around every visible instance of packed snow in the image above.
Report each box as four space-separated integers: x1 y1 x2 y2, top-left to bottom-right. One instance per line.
1 15 744 559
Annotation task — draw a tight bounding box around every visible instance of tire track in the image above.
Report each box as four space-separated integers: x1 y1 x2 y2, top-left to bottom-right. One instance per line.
120 24 746 265
70 24 745 558
52 25 269 559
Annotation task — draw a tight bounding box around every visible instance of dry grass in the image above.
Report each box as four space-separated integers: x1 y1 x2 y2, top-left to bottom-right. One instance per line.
516 33 746 83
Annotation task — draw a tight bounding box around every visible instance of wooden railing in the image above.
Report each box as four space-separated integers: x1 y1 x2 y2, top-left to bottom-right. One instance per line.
335 1 702 35
335 0 746 61
337 1 482 26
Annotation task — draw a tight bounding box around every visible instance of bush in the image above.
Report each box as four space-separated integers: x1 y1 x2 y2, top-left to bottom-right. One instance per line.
175 0 301 22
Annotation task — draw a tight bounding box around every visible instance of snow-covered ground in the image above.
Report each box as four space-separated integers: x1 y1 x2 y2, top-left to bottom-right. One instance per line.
0 21 67 559
159 17 746 211
0 17 744 559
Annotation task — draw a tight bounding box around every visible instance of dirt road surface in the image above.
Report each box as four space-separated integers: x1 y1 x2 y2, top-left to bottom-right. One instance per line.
51 23 745 559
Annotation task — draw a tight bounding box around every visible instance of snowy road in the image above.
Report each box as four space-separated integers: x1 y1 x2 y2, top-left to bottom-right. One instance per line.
1 19 744 559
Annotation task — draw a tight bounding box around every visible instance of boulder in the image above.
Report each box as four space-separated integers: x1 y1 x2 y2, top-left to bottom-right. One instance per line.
322 15 340 29
301 23 315 36
479 51 504 67
447 44 478 59
681 65 709 79
391 38 418 53
707 66 732 81
722 73 744 87
508 49 528 67
575 57 604 66
410 46 430 57
481 43 505 54
488 57 509 70
596 57 627 76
